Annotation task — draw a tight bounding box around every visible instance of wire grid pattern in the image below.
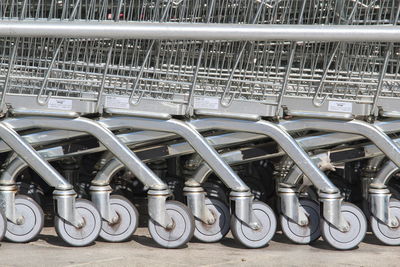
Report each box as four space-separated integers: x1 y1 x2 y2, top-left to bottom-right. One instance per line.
0 0 398 108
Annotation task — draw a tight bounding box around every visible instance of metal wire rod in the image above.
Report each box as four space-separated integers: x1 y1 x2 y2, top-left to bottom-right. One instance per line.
1 21 400 42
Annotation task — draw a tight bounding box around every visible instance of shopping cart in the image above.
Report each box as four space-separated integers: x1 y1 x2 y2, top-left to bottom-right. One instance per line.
0 0 399 250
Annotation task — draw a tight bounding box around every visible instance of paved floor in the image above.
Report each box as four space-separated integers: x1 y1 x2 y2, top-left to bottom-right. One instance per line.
1 227 399 267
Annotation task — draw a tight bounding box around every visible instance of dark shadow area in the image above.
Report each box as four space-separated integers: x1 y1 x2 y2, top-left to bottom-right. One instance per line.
309 239 338 251
130 234 188 249
220 236 269 249
271 232 295 245
362 232 385 246
38 233 97 248
309 239 359 251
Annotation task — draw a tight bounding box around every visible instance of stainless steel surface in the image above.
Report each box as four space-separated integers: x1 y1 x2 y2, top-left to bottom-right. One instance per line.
281 119 400 169
190 118 336 192
278 186 309 226
183 186 215 225
90 185 119 224
4 116 167 189
147 189 173 228
0 122 71 189
101 116 250 192
373 161 399 186
0 0 399 248
1 21 400 42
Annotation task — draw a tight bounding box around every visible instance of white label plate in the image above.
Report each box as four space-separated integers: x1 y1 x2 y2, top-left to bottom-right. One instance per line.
328 101 353 113
105 96 129 109
44 146 64 158
194 97 219 109
48 98 72 110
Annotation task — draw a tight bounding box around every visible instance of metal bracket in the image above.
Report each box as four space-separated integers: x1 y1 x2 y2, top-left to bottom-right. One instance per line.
183 184 215 225
0 184 23 224
230 191 261 230
147 189 173 229
319 192 350 232
53 189 85 228
369 185 399 228
278 184 309 226
90 185 119 224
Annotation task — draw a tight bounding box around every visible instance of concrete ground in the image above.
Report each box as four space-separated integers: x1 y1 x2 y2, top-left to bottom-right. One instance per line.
1 227 399 267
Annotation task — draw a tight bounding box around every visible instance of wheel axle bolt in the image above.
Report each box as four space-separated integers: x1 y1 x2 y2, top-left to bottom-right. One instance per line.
111 216 119 224
251 223 261 231
165 222 174 230
16 217 24 225
207 218 216 225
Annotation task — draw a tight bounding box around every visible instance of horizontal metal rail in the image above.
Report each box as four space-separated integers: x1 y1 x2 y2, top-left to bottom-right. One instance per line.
0 21 400 41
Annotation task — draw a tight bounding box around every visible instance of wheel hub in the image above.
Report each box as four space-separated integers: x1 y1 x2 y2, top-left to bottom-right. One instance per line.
249 221 261 231
76 218 86 229
389 217 400 228
299 216 310 227
204 209 217 226
165 218 176 231
339 223 350 233
109 213 121 225
16 216 25 225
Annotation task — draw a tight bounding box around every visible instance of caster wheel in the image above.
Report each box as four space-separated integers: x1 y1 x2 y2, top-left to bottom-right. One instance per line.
5 195 44 243
280 198 321 244
55 199 101 247
231 201 277 248
371 199 400 245
194 197 230 243
100 195 139 242
321 202 367 250
148 200 194 248
0 210 6 241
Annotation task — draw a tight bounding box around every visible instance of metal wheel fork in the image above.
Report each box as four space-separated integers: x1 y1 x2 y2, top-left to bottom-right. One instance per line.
369 161 400 228
278 185 310 226
183 182 216 225
148 189 174 229
89 185 119 224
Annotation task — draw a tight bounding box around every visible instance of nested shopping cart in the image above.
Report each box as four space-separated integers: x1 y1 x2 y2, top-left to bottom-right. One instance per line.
0 0 400 250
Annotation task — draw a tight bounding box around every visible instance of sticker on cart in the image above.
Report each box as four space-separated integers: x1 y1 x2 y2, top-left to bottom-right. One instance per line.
105 96 129 109
194 97 219 109
48 98 72 110
328 101 353 113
